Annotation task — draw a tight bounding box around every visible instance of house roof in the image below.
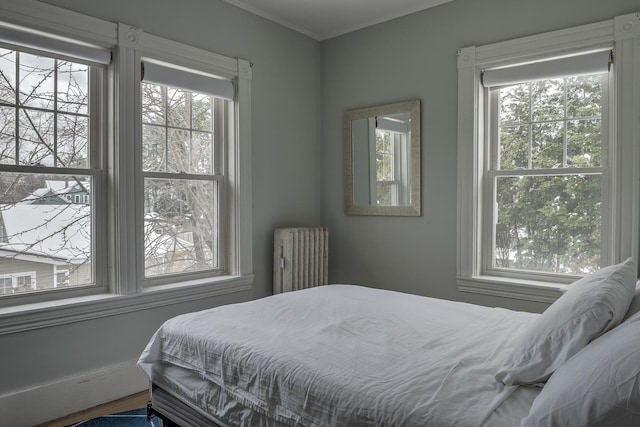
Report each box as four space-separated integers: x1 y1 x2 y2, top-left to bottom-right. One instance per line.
0 204 195 265
0 204 90 263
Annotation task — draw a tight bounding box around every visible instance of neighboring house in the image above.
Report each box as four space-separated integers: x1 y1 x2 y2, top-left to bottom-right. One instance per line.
0 181 93 294
0 201 199 293
58 181 91 205
20 187 69 205
0 204 91 294
22 180 91 206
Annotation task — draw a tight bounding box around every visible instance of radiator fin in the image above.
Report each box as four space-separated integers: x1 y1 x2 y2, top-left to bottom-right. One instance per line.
273 227 328 294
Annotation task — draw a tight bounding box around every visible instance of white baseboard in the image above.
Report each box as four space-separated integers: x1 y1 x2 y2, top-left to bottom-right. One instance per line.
0 360 148 427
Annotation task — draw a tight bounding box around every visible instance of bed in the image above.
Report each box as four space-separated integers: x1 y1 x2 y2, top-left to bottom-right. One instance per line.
138 259 640 427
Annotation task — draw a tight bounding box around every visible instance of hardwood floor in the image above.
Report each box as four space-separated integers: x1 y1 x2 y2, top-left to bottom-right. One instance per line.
35 391 150 427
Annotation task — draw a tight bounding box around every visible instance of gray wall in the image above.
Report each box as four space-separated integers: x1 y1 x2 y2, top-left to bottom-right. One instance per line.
321 0 638 313
0 0 321 397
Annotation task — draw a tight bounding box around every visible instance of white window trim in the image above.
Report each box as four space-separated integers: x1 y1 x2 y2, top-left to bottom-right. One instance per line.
14 271 36 289
457 13 640 303
54 268 69 288
0 271 37 290
0 0 253 335
0 275 12 293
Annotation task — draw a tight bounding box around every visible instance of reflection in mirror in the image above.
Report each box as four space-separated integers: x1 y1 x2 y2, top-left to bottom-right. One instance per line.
345 100 420 216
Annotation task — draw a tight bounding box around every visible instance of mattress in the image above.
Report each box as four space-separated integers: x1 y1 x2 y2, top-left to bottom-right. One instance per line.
139 284 540 426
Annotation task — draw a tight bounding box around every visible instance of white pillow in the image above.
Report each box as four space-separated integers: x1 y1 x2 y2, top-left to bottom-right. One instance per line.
521 311 640 427
495 257 636 385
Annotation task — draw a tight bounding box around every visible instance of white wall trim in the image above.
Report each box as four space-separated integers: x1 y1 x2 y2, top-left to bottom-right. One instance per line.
0 275 253 335
230 58 254 277
0 359 147 427
457 276 563 304
474 18 614 69
0 0 117 48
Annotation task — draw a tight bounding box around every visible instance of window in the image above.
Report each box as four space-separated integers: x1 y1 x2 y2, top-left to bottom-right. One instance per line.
488 70 608 276
0 275 11 294
0 38 105 299
0 271 36 294
375 113 410 206
0 4 253 329
141 80 224 280
54 269 69 287
14 272 35 291
457 14 640 302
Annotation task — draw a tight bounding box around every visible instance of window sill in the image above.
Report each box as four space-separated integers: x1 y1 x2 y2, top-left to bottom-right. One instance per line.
0 274 253 335
457 275 564 304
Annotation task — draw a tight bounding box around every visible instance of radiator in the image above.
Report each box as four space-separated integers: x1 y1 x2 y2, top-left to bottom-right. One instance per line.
273 227 329 294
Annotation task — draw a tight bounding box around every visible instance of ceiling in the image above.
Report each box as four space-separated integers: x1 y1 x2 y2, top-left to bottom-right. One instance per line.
220 0 454 41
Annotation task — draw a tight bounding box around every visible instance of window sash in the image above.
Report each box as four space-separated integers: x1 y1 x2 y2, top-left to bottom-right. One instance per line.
140 78 228 286
0 45 105 307
481 72 611 280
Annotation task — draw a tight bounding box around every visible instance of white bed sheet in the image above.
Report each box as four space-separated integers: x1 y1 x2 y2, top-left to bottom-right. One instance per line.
138 285 539 426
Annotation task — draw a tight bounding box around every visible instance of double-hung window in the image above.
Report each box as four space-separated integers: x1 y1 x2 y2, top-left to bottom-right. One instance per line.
457 14 640 302
0 26 108 303
0 2 252 331
485 52 610 277
114 25 252 295
140 60 233 283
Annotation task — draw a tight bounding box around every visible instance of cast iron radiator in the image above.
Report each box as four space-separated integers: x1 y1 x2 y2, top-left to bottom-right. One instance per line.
273 227 328 294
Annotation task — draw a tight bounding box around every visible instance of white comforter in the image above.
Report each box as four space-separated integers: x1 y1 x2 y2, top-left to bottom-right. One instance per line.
138 285 537 426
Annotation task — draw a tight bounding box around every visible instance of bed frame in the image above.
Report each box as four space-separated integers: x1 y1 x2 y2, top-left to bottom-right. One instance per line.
146 384 222 427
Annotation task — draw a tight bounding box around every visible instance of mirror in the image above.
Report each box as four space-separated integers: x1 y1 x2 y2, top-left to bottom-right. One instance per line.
344 99 421 216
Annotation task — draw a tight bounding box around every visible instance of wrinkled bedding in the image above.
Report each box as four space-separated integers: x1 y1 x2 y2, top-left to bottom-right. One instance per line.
138 285 538 426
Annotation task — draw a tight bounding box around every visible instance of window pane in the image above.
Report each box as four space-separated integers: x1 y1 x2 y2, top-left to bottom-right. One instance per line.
142 124 166 172
0 48 16 104
192 93 212 132
58 114 89 168
376 130 393 181
57 60 89 114
567 119 601 167
0 106 16 164
376 182 396 206
495 175 601 274
0 276 12 295
499 84 530 125
167 88 189 128
18 52 55 110
191 131 212 174
531 121 563 168
144 178 217 277
0 173 93 296
142 83 164 125
531 79 564 122
167 128 189 173
566 75 603 118
19 109 55 166
499 125 528 169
